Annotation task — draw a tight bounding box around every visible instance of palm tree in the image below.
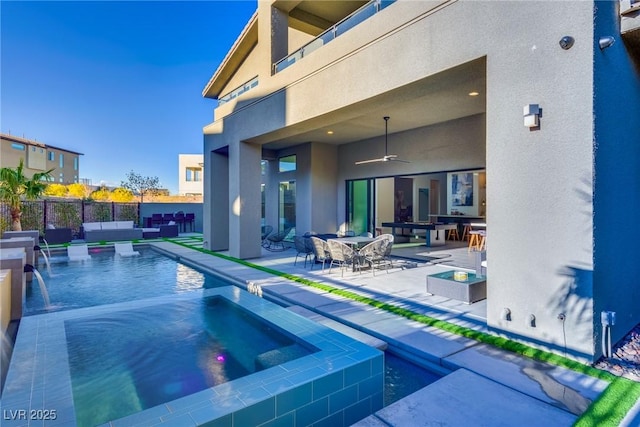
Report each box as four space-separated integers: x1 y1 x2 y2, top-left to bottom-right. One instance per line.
0 159 53 231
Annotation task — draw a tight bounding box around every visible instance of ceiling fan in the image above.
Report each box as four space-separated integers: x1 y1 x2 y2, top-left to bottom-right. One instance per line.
355 116 409 165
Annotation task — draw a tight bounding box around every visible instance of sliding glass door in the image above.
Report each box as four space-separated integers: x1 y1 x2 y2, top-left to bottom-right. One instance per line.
346 178 375 235
279 180 296 237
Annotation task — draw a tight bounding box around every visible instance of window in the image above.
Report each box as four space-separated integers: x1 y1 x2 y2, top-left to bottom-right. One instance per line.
48 151 55 161
73 157 78 170
59 153 64 168
279 180 296 235
279 155 296 172
11 143 25 151
186 167 202 182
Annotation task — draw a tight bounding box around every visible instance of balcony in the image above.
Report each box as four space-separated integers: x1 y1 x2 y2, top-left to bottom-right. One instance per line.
273 0 395 74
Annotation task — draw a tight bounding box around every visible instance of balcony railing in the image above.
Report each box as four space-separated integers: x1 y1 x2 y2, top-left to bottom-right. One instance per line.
273 0 395 74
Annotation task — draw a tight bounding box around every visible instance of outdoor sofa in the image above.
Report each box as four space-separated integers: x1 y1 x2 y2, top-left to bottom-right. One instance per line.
82 221 143 243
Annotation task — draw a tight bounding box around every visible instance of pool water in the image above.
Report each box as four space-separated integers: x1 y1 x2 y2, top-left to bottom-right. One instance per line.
65 296 316 427
24 246 443 423
26 247 230 314
384 352 442 406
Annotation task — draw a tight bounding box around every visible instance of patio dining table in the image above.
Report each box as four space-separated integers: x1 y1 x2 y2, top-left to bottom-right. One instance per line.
328 236 377 249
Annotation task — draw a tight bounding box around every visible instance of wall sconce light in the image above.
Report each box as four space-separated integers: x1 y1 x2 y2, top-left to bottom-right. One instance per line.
501 308 512 321
598 36 615 50
527 314 536 327
559 36 575 50
523 104 540 128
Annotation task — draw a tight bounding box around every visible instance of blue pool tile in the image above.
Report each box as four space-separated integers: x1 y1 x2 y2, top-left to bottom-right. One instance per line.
344 397 373 425
258 411 295 427
287 367 326 384
238 386 272 405
155 412 198 427
357 373 384 400
263 377 295 395
196 413 231 427
328 384 359 413
275 382 312 416
190 396 243 424
111 404 171 426
312 410 344 427
312 371 344 400
295 397 329 427
233 396 275 426
345 361 372 387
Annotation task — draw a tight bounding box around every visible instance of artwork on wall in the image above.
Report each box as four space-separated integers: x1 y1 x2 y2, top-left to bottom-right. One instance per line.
451 173 474 206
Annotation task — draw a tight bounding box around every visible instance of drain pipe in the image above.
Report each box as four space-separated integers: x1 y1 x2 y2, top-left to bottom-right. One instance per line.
601 311 616 358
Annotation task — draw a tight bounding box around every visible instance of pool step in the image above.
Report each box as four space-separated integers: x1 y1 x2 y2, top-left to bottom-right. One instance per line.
287 305 388 350
255 344 312 370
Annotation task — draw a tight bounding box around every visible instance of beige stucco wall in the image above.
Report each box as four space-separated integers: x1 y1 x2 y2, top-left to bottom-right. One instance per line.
0 270 11 335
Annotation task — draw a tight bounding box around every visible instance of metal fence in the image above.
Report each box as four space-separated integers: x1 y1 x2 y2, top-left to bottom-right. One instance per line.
0 200 140 238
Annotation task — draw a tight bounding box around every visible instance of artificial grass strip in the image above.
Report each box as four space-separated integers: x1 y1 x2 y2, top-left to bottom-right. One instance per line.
167 239 640 424
573 378 640 426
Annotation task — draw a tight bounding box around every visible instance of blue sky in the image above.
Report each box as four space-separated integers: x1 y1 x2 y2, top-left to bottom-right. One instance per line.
1 1 257 194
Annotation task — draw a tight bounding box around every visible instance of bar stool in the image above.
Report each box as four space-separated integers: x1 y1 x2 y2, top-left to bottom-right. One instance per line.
461 223 472 241
447 225 460 241
468 230 481 252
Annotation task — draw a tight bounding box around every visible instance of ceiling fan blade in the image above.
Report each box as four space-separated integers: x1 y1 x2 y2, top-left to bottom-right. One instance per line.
355 158 385 165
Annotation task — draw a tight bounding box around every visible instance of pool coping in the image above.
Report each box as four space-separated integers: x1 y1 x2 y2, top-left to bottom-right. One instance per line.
2 286 384 426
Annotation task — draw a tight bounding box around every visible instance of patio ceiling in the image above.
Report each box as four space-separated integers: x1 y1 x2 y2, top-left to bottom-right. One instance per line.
254 57 486 150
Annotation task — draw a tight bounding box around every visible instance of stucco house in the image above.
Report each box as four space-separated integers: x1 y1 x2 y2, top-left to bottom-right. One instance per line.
201 0 640 364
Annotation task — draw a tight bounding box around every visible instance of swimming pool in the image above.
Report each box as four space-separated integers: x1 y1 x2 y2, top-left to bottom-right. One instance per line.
6 245 442 425
26 246 231 314
4 287 384 426
66 296 316 426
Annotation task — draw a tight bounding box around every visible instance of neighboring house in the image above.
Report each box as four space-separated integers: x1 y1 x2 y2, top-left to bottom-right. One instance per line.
0 133 83 184
178 154 204 196
201 0 640 365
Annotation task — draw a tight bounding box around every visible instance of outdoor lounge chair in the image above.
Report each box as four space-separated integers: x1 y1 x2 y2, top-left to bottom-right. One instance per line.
294 236 314 267
114 242 140 257
264 228 291 251
67 244 91 261
261 225 274 248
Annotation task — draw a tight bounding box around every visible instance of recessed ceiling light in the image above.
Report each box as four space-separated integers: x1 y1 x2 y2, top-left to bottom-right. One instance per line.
327 130 334 135
468 91 479 97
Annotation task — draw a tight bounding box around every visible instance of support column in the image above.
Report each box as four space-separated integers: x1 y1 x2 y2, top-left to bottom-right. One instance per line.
229 141 262 259
207 150 229 251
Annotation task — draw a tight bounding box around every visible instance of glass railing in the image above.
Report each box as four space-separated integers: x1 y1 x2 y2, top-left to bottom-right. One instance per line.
273 0 395 73
218 76 259 105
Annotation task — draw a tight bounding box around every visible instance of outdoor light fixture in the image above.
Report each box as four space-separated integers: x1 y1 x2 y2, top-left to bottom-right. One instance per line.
501 308 512 321
559 36 575 50
523 104 540 128
598 36 615 50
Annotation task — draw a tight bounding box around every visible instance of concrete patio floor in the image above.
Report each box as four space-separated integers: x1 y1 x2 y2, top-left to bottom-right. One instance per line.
147 238 640 426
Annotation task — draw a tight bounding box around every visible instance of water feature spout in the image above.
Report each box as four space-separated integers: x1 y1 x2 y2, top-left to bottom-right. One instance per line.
24 264 51 309
36 247 54 277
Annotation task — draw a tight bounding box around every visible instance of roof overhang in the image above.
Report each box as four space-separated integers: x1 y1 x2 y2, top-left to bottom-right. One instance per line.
202 11 259 99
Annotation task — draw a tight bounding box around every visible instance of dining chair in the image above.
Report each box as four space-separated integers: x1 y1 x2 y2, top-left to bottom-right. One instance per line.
293 236 314 267
151 213 163 227
358 238 389 275
309 236 331 273
174 212 186 232
185 213 195 232
327 239 359 277
162 213 175 225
